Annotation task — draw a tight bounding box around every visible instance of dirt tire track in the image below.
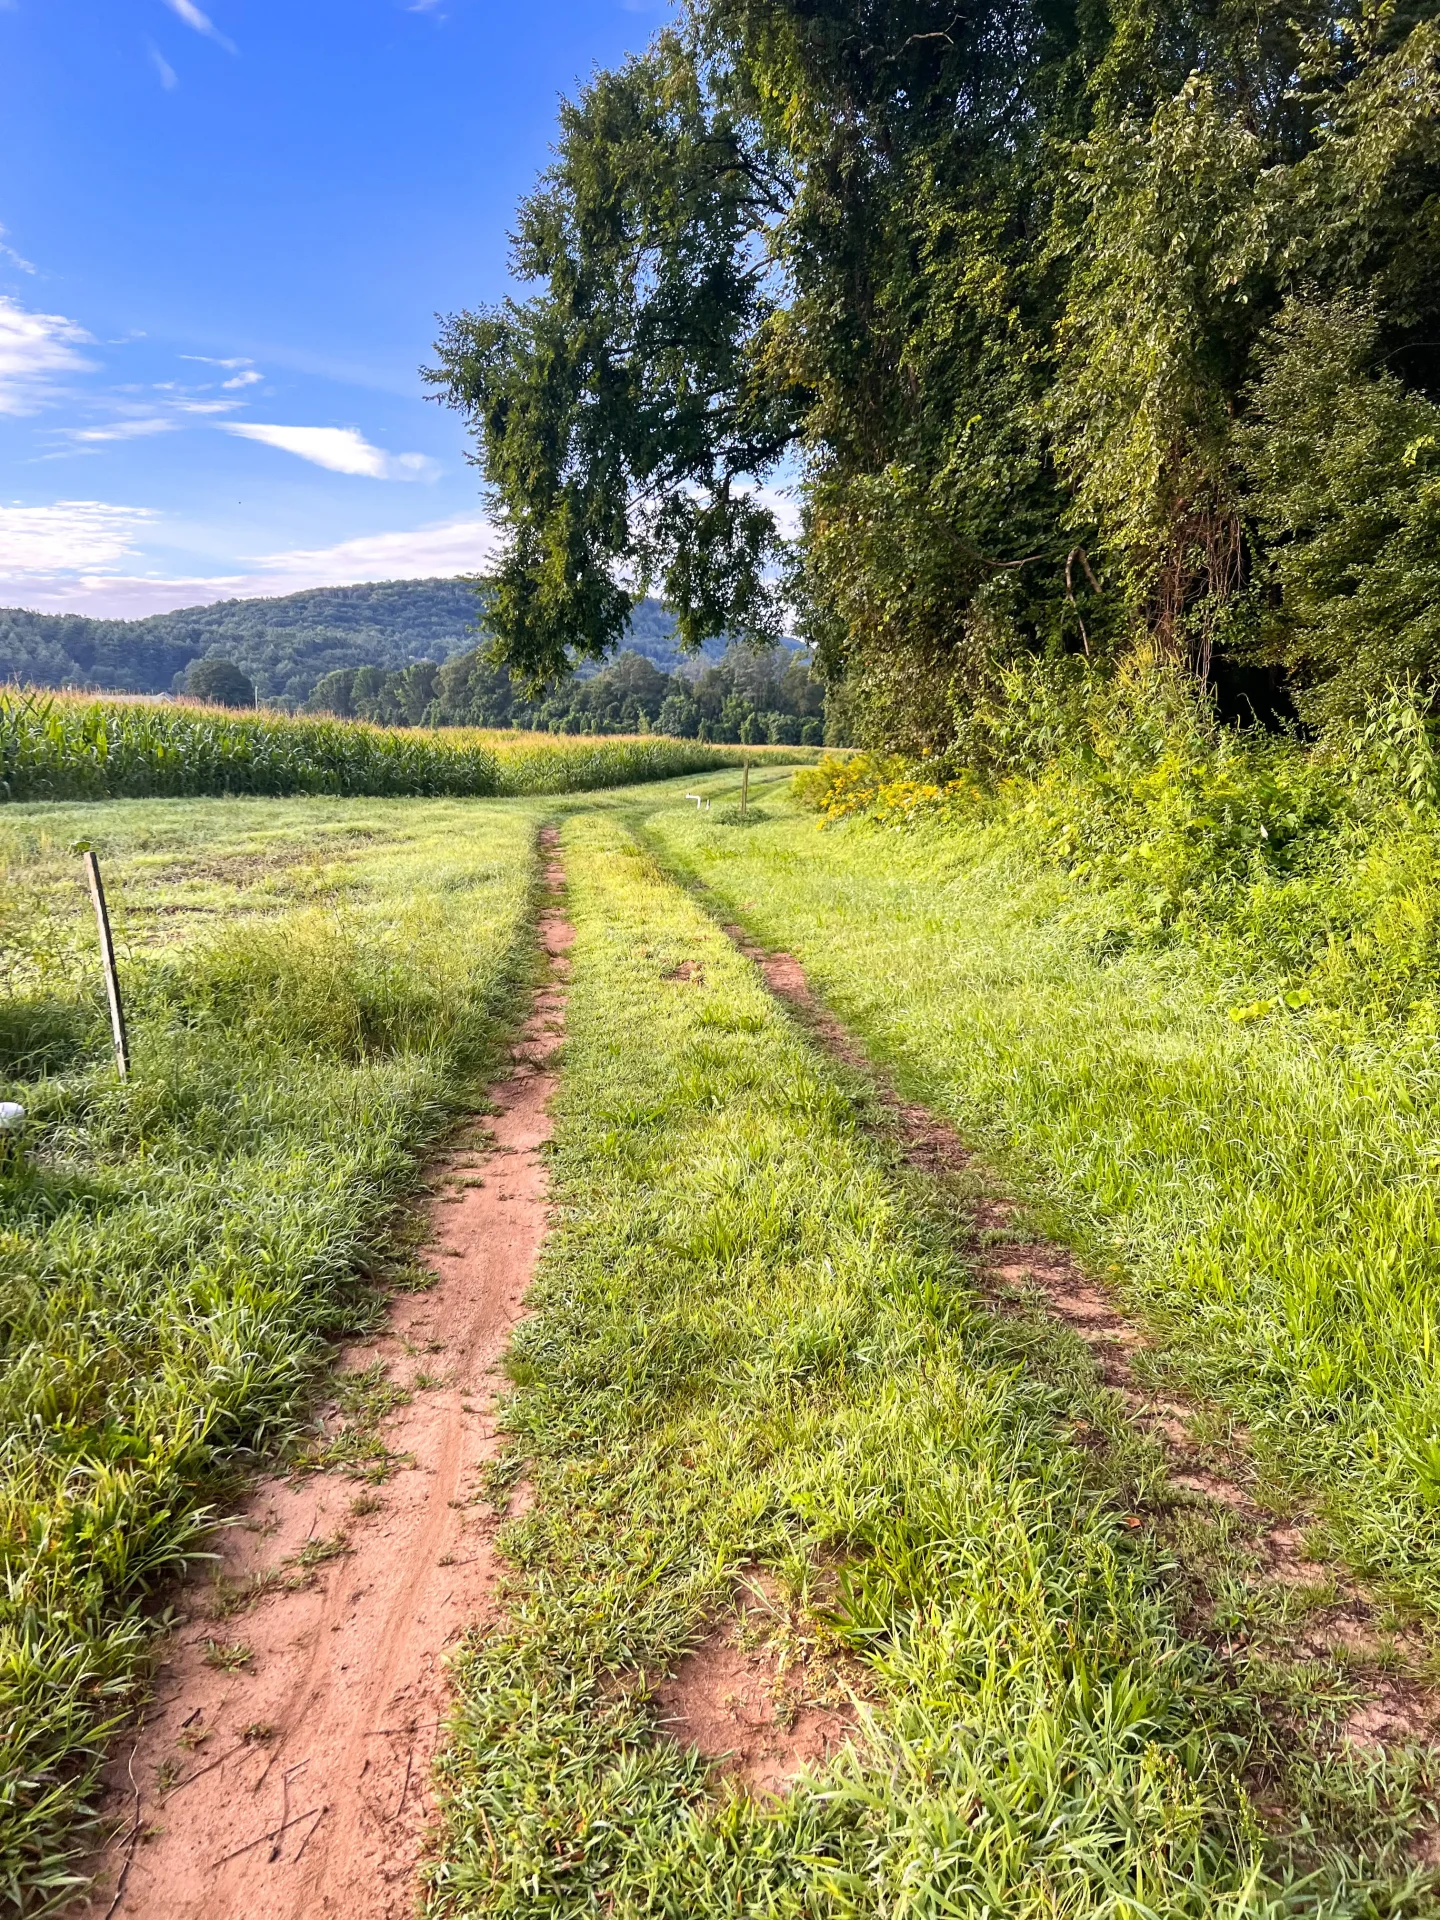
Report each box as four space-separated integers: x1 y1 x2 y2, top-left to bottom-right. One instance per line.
718 920 1440 1750
74 832 571 1920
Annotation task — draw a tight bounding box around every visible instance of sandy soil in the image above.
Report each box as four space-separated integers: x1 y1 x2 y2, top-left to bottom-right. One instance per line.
77 836 571 1920
654 1582 857 1797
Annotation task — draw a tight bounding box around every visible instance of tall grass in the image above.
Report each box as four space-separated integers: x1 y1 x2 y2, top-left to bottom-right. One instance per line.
0 690 810 803
0 798 538 1909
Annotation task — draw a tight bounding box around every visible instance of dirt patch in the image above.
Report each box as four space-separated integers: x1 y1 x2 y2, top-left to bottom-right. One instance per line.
653 1584 858 1797
73 831 571 1920
718 924 1440 1753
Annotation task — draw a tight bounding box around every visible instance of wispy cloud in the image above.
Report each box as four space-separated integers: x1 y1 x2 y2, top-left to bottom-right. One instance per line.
251 514 497 584
0 499 158 578
149 44 179 89
222 423 437 480
161 0 235 53
0 226 36 275
178 353 263 390
0 511 498 614
64 419 175 444
0 296 95 415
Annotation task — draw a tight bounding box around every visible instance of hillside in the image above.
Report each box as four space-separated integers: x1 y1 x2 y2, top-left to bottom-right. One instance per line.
0 578 729 706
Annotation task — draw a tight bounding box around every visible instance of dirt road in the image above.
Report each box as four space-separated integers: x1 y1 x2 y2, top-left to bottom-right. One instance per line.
82 839 570 1920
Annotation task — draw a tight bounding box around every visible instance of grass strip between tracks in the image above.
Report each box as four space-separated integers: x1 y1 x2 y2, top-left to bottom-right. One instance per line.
431 811 1436 1918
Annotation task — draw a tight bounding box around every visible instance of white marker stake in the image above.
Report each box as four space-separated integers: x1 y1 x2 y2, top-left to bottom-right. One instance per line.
83 851 130 1080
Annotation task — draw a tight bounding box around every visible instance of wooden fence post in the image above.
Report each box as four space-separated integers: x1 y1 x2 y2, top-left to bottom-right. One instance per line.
741 757 750 819
83 850 130 1080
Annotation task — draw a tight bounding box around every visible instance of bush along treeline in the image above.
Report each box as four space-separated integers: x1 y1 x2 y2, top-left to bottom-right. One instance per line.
304 639 831 745
425 0 1440 763
0 690 797 803
794 666 1440 1040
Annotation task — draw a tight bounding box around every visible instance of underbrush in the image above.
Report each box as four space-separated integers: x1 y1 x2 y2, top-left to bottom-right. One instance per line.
794 668 1440 1027
0 690 812 803
0 799 538 1909
431 814 1433 1917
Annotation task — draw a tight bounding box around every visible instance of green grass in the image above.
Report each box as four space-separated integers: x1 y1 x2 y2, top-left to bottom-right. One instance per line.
429 811 1436 1918
0 689 812 803
11 769 1440 1912
637 771 1440 1623
0 794 542 1909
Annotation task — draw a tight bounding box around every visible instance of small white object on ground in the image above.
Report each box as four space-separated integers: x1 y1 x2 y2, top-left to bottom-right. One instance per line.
0 1102 24 1133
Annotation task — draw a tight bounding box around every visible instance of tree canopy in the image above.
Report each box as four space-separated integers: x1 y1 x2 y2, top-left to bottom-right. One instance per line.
431 0 1440 744
183 656 255 709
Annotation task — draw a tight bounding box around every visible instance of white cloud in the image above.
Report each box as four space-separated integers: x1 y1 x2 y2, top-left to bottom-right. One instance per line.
64 419 175 443
222 422 437 480
150 44 178 88
0 500 158 577
180 354 253 369
0 511 498 614
0 296 95 414
221 369 262 389
161 0 235 51
250 515 499 586
0 226 36 274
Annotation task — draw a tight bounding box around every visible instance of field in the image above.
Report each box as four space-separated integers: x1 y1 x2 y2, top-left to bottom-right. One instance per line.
4 766 1440 1913
0 689 817 803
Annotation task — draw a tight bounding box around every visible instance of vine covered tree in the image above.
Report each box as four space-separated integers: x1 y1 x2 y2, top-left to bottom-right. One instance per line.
431 0 1440 746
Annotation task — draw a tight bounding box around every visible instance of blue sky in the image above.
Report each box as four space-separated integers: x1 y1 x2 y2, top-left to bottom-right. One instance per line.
0 0 665 615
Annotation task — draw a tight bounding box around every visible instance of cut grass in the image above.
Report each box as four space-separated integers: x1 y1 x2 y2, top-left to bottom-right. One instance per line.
430 812 1435 1917
638 774 1440 1625
0 795 542 1910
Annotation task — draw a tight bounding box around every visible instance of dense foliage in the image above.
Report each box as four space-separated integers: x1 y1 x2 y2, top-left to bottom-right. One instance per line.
307 638 827 743
432 0 1440 746
183 655 255 708
0 583 714 710
0 691 794 804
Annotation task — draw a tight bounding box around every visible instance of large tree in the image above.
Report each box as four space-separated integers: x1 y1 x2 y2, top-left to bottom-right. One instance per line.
432 0 1440 745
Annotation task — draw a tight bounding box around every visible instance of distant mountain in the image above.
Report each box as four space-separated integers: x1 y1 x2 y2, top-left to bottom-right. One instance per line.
0 577 752 707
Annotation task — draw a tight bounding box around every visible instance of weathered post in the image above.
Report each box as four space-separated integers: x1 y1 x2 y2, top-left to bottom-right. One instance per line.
741 757 750 819
83 850 130 1080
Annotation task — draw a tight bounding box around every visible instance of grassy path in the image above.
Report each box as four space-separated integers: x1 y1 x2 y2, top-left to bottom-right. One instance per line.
430 810 1432 1917
0 798 541 1910
8 778 1440 1911
637 779 1440 1623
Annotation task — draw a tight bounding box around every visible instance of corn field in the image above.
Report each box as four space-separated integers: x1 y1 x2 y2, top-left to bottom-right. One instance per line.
0 691 802 802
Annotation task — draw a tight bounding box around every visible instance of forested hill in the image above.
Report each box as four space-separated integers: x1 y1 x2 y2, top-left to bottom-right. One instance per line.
0 578 717 706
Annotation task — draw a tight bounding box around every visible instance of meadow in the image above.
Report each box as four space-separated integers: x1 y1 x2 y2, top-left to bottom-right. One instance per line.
5 763 1440 1912
431 807 1436 1917
640 762 1440 1621
0 688 814 803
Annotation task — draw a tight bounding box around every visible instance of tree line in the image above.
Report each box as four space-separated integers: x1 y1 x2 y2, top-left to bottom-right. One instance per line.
305 639 829 743
427 0 1440 753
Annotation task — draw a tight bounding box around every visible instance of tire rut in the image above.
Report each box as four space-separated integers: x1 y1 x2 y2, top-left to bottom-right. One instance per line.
719 919 1440 1755
74 832 571 1920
